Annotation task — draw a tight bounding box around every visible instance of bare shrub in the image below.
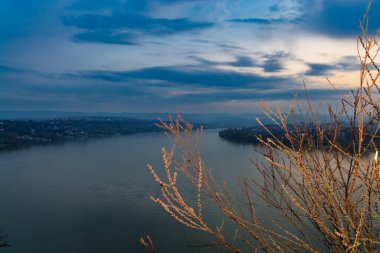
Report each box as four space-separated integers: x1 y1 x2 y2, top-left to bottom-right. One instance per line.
144 1 380 252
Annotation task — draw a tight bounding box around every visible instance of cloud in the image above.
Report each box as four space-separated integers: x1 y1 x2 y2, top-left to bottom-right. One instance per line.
304 56 360 76
261 51 291 73
298 0 380 37
62 14 213 34
0 80 343 112
68 0 120 11
262 59 282 72
170 88 348 104
304 63 331 76
0 70 148 102
68 0 201 12
227 18 292 25
62 13 213 45
0 0 53 43
191 51 292 72
229 0 380 38
0 65 36 74
191 55 256 68
335 56 361 71
72 30 137 45
0 65 20 73
75 65 296 90
0 62 348 112
229 56 256 67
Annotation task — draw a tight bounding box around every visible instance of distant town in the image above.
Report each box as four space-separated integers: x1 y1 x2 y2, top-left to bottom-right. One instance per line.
0 111 276 150
2 116 373 151
0 117 161 149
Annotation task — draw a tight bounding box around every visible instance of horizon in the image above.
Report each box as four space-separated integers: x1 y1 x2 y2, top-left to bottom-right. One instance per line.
0 110 265 121
1 0 379 113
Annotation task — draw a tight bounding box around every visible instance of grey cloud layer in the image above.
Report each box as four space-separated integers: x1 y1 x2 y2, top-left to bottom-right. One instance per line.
0 60 350 111
228 0 380 37
62 0 379 47
63 13 213 45
227 18 293 25
72 30 137 45
305 56 360 76
192 51 292 73
299 0 380 37
0 0 370 112
69 0 202 12
76 65 294 89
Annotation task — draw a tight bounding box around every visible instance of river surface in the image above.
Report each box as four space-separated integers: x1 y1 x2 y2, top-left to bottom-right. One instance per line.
0 130 269 253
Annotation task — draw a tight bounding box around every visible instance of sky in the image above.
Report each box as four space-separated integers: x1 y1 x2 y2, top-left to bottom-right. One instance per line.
0 0 378 113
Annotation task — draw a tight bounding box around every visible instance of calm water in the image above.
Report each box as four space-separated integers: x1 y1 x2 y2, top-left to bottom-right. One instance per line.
0 130 267 253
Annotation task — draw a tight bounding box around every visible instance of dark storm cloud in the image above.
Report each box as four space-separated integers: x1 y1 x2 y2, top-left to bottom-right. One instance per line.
304 56 360 76
62 13 213 44
75 65 295 89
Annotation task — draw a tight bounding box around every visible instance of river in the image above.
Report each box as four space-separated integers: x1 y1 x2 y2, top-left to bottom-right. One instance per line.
0 129 268 253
